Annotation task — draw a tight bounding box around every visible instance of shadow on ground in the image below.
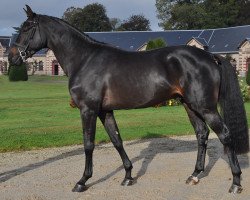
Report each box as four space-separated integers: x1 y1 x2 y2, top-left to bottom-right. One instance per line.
0 133 249 187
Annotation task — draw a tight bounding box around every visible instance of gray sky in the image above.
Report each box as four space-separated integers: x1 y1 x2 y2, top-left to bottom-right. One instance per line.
0 0 162 36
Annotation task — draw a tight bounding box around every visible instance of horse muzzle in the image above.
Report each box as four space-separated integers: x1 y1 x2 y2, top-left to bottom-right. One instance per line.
8 47 24 66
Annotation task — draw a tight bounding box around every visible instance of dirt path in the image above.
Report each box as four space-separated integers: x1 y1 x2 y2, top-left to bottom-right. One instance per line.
0 133 249 200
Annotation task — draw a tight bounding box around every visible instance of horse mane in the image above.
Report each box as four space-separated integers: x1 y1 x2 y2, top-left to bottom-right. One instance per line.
41 15 108 46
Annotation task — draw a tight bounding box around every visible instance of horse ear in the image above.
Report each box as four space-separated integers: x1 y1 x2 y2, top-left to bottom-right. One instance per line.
23 5 36 19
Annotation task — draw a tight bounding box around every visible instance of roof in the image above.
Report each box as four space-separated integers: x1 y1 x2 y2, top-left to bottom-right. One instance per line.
4 25 250 55
9 34 18 47
87 30 201 51
87 25 250 53
186 37 208 47
238 38 250 48
207 26 250 53
0 36 11 48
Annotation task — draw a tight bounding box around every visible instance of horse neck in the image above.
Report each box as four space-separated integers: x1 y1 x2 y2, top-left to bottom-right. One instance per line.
41 17 98 76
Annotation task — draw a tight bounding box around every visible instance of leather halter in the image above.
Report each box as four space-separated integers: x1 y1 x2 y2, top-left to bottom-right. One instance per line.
14 19 39 61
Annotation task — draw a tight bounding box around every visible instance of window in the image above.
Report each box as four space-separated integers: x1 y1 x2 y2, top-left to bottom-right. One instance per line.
38 61 43 71
0 61 2 73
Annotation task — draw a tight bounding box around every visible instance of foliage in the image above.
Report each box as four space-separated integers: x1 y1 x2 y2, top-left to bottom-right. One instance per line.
146 38 167 50
239 75 249 102
117 14 151 31
62 4 151 32
8 63 28 82
110 18 122 31
246 68 250 86
234 0 250 26
240 82 249 102
62 3 112 32
167 99 182 106
155 0 248 30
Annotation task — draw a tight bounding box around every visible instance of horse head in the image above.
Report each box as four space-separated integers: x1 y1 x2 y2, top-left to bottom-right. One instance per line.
8 5 46 65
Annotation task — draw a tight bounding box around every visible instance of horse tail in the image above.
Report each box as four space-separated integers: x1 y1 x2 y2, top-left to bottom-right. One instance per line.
215 55 249 154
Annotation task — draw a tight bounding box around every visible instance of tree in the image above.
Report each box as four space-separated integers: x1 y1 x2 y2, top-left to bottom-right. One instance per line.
233 0 250 26
156 0 204 29
110 18 122 31
167 3 206 29
62 7 83 30
62 3 112 32
155 0 244 30
118 15 151 31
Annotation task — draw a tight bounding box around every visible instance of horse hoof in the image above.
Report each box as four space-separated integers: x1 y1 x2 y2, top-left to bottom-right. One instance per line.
72 183 88 192
121 178 134 186
186 175 199 185
229 184 243 194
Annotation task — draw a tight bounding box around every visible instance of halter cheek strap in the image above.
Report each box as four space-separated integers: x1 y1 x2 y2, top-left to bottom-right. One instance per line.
14 20 38 62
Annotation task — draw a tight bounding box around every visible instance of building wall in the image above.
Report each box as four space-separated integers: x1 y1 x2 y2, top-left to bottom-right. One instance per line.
45 50 64 76
137 43 147 51
23 50 64 76
239 41 250 76
0 43 3 74
186 39 205 50
186 39 244 75
26 56 46 75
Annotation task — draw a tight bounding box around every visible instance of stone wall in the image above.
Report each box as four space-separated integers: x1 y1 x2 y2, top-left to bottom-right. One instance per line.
239 40 250 76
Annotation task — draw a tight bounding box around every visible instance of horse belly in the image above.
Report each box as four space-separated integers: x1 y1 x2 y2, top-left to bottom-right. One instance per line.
102 82 173 110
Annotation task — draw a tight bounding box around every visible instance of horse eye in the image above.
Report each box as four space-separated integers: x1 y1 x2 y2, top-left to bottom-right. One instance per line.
21 22 33 32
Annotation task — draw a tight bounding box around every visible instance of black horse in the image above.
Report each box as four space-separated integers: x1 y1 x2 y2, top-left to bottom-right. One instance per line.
8 5 249 194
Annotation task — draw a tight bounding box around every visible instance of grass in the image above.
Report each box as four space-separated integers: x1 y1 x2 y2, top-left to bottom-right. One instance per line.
0 75 250 152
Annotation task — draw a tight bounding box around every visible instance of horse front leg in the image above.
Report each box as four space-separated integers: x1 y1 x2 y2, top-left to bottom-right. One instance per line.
72 109 97 192
99 110 134 186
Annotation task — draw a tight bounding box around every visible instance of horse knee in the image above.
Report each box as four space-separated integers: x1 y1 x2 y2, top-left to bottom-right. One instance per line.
84 143 95 154
197 135 208 147
215 125 232 146
202 111 232 146
196 129 209 146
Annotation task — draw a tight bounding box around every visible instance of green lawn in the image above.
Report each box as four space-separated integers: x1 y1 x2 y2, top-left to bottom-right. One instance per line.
0 75 250 152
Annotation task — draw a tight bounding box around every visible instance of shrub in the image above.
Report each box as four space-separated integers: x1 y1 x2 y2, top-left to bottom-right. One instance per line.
8 63 28 81
239 78 250 102
146 37 166 50
246 66 250 86
166 99 182 106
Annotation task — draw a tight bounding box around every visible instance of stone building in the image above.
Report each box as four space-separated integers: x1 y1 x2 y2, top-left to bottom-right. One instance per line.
0 36 11 75
1 25 250 76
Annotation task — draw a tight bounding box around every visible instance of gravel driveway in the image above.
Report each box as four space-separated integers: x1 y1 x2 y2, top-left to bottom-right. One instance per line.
0 133 249 200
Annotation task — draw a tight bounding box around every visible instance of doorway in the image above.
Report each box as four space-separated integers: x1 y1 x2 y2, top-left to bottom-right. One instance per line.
247 58 250 72
52 60 59 75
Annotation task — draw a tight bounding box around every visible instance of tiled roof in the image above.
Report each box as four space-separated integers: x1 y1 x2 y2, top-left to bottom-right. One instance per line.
87 25 250 53
5 25 250 55
207 26 250 53
87 30 201 51
187 37 208 46
0 36 11 48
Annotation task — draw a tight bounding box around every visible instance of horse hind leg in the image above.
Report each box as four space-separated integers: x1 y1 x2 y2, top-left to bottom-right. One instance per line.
99 110 134 186
201 109 243 193
183 103 210 185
